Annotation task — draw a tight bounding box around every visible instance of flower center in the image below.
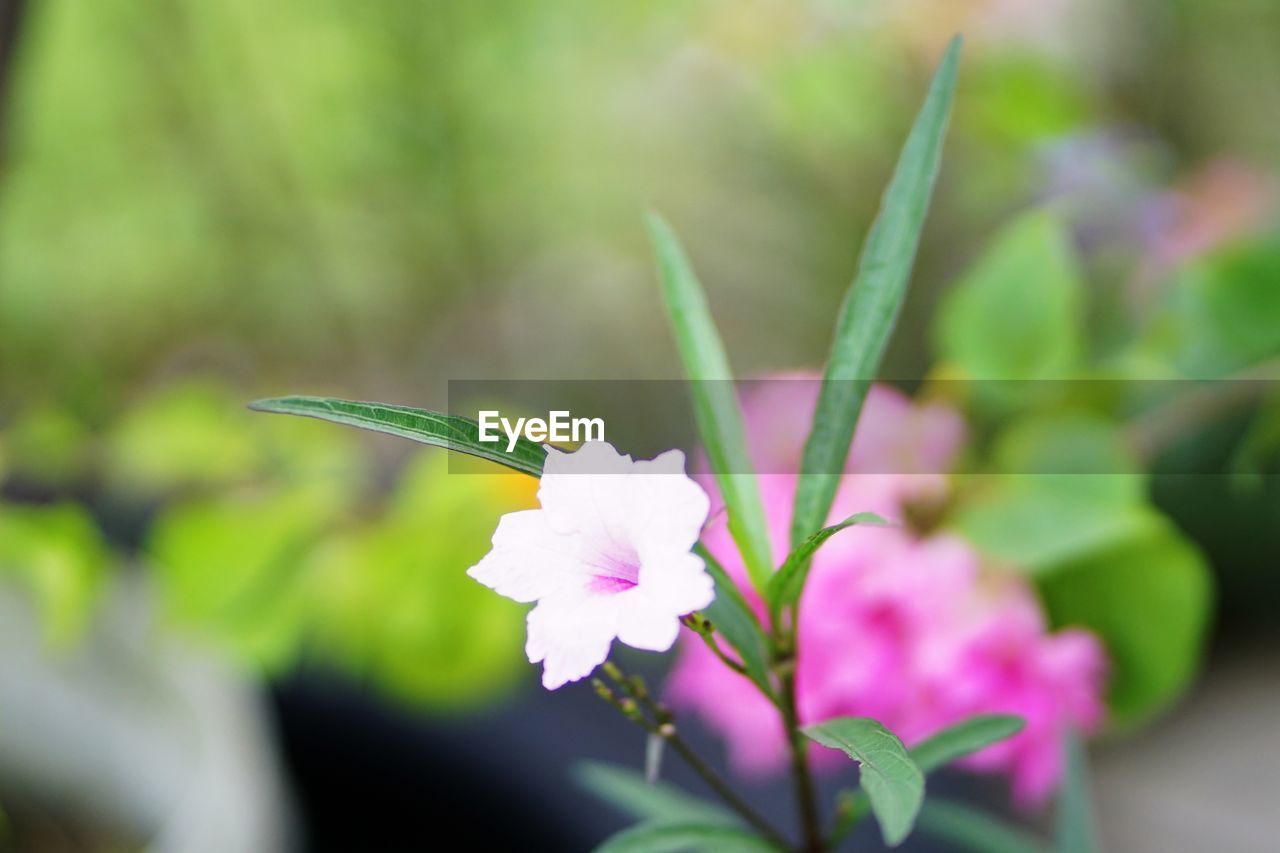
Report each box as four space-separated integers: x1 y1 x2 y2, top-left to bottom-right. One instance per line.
587 544 640 595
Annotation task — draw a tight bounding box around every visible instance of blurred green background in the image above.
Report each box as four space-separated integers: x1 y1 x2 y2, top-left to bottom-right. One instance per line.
0 1 1277 851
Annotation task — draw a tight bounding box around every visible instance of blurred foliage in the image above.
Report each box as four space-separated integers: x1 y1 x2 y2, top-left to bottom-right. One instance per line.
1138 238 1280 377
931 181 1280 724
0 0 1277 733
935 211 1085 385
305 455 533 706
0 379 536 709
0 503 108 648
1040 521 1212 729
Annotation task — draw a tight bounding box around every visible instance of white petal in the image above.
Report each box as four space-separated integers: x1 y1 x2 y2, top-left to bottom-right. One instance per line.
525 592 619 689
626 449 711 553
537 443 635 541
636 549 716 616
467 509 586 603
615 598 681 651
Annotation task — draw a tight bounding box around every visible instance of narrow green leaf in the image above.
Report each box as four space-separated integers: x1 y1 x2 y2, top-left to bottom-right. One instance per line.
1055 735 1099 853
803 717 925 847
695 544 775 700
911 714 1025 774
573 762 738 826
766 512 889 616
792 35 961 547
596 821 779 853
919 800 1050 853
248 396 547 477
647 214 773 591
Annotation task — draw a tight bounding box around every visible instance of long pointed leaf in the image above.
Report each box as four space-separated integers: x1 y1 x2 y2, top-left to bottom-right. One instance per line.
920 800 1050 853
648 214 773 590
595 821 779 853
1055 734 1099 853
803 717 925 847
911 714 1025 773
696 544 775 700
791 36 961 546
573 762 738 826
766 512 889 616
249 396 547 476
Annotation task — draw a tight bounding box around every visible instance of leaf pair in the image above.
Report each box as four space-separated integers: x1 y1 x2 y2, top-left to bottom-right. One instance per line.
805 714 1024 847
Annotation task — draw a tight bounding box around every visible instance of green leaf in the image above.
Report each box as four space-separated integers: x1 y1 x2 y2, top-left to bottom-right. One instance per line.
696 544 775 700
109 382 260 494
767 512 889 615
1055 735 1099 853
910 714 1025 774
309 452 530 707
803 717 925 846
595 821 778 853
954 483 1150 574
1142 237 1280 377
826 714 1024 847
647 214 773 591
0 504 109 647
248 396 547 477
951 415 1149 574
573 762 739 826
934 211 1084 385
146 488 339 671
919 800 1049 853
1038 522 1212 727
792 35 961 547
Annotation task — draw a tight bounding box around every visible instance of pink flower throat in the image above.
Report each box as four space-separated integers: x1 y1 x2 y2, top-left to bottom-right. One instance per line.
588 545 640 594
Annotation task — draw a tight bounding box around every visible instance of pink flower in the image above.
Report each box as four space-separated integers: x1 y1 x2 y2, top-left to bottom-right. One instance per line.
667 380 1106 805
469 442 714 690
739 375 965 475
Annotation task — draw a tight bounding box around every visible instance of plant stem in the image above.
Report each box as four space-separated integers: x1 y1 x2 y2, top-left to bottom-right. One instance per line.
780 663 823 853
663 725 790 848
599 664 790 848
682 613 749 676
774 598 823 852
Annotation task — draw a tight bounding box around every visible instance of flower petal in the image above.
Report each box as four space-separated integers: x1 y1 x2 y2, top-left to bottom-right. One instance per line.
636 549 715 617
615 597 682 651
626 449 711 553
467 509 586 603
537 442 636 541
525 591 618 689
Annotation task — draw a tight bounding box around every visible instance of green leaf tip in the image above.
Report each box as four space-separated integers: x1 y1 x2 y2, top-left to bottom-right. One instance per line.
646 213 774 592
248 395 547 477
790 31 961 547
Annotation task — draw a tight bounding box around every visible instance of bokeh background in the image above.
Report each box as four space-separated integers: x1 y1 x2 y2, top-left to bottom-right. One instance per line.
0 1 1277 851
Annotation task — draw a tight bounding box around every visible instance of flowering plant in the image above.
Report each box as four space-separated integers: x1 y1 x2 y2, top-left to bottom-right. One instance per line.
251 38 1114 851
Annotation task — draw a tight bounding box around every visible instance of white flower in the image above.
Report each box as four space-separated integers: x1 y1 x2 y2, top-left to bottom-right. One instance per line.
468 441 715 689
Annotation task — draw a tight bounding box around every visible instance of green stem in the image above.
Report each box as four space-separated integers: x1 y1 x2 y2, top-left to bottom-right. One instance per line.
682 613 749 676
775 598 823 853
599 664 790 848
780 663 823 853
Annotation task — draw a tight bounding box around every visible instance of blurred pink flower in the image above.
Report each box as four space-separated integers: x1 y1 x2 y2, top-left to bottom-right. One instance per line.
470 442 713 690
668 380 1106 805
